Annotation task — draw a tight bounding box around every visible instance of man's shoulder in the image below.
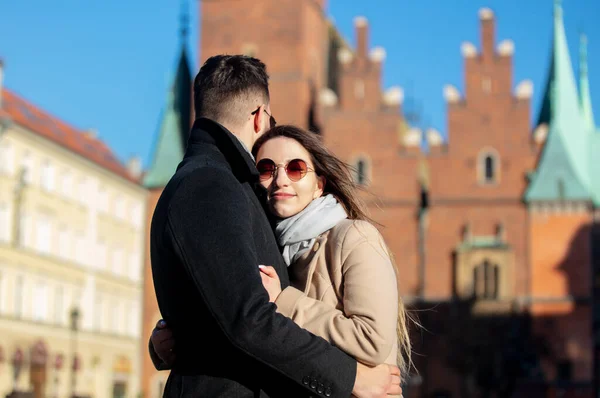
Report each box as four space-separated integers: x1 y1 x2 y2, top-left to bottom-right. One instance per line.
166 151 236 192
171 165 242 202
176 149 233 179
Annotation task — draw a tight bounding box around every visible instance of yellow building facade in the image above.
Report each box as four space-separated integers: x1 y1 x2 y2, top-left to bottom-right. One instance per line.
0 64 147 398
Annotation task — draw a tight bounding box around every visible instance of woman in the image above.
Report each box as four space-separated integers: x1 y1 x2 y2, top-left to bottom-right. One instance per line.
151 125 412 385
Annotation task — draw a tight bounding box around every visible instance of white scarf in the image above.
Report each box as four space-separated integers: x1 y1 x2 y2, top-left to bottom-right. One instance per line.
274 194 347 266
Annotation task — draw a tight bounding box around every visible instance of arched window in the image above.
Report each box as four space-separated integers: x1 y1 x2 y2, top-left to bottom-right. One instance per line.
357 160 365 184
478 148 499 185
473 260 499 299
484 155 495 182
472 266 480 297
354 158 369 186
486 261 499 299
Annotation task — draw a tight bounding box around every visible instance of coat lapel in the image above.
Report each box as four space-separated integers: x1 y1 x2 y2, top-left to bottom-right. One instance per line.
292 234 328 294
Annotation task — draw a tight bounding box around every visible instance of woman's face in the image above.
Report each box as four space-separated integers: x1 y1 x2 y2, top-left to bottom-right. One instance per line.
255 137 324 219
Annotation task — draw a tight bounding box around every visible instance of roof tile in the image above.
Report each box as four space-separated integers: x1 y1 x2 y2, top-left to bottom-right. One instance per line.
1 88 139 184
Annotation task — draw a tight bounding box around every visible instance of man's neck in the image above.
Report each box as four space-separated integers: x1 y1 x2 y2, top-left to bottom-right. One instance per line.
230 132 255 161
217 120 255 161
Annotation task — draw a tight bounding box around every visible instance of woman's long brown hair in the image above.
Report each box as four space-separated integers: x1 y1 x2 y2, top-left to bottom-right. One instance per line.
252 125 414 381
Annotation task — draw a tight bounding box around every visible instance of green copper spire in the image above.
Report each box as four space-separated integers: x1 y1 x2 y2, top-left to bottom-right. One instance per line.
143 5 192 189
579 33 595 132
585 34 600 205
143 90 186 189
175 0 192 147
526 0 592 202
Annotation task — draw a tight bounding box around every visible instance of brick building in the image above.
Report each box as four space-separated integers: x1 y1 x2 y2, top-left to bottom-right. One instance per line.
140 1 600 397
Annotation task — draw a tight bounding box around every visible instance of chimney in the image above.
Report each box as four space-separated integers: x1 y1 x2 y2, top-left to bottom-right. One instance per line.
401 127 422 157
354 16 369 60
369 46 386 64
497 39 514 57
337 48 354 67
443 84 462 104
127 156 143 180
515 80 533 101
426 128 445 155
319 88 338 108
85 128 98 139
479 8 496 61
533 124 548 148
382 86 403 110
461 42 477 58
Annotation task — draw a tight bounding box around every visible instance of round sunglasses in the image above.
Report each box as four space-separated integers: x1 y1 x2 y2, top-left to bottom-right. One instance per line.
256 158 315 182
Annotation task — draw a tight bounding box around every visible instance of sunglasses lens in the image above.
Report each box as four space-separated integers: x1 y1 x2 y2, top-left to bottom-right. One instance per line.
256 159 275 181
286 159 307 181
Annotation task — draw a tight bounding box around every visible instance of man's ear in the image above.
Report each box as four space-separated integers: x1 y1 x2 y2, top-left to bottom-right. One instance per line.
253 105 267 134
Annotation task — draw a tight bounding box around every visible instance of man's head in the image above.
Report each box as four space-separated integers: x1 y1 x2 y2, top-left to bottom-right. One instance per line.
194 55 275 146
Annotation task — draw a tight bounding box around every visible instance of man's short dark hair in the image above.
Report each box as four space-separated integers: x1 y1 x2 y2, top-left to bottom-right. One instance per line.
193 55 270 127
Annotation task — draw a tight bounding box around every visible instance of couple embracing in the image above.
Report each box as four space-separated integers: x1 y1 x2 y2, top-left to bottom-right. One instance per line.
148 54 412 398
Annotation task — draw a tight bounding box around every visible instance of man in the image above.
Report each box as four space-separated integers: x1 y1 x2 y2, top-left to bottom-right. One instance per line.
149 54 401 397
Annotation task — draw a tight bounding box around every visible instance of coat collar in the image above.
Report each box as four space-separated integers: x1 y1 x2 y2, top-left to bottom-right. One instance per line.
186 117 259 182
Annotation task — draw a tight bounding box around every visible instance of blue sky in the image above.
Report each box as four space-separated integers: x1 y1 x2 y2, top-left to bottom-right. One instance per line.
0 0 598 167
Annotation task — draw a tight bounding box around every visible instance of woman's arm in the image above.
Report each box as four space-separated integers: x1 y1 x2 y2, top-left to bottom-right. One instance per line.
274 222 399 366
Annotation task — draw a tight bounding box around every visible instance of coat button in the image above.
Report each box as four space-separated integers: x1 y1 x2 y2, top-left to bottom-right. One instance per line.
313 241 320 251
317 383 324 394
310 378 318 389
302 376 310 385
325 387 332 397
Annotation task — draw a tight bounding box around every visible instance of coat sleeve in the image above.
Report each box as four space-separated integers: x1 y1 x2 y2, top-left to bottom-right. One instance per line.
275 221 399 366
165 168 357 397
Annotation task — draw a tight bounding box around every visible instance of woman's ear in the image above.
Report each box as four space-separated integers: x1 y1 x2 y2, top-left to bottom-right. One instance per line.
314 175 326 199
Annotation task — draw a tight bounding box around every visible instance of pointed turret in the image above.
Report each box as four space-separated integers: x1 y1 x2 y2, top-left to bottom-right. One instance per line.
582 34 600 206
143 90 186 189
143 2 192 189
579 34 596 132
526 0 592 203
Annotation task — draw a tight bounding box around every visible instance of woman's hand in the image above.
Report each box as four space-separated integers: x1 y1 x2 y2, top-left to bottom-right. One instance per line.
259 265 282 302
150 319 176 366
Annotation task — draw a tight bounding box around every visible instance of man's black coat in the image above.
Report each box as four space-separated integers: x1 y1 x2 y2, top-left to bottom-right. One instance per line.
150 118 357 397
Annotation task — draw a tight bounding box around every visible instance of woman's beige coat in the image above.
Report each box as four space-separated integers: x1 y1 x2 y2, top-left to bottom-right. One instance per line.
275 219 399 367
